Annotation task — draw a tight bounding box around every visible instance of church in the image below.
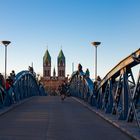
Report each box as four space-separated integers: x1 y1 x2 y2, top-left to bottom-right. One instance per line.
41 49 68 95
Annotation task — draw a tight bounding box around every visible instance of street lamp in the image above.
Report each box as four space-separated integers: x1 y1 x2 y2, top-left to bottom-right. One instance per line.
91 41 101 81
1 40 11 88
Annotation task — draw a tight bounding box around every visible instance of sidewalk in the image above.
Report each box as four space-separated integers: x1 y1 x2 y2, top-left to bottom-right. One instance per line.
0 97 33 116
72 97 140 140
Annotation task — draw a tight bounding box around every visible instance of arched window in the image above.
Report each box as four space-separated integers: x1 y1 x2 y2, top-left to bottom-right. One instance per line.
59 71 61 76
47 70 50 76
62 70 64 76
45 70 47 76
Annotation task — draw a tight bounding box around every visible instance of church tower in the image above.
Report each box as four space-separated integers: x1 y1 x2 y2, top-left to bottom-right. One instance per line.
43 49 51 79
57 49 65 79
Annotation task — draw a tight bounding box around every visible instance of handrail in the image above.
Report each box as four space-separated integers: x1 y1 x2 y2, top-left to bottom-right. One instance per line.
0 70 46 107
79 71 94 93
70 70 94 96
98 48 140 90
69 48 140 129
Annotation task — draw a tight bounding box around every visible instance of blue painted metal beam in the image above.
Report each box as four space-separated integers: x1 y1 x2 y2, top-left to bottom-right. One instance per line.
69 48 140 129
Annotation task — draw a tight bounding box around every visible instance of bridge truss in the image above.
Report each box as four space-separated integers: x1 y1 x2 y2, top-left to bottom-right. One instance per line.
69 48 140 128
0 70 46 107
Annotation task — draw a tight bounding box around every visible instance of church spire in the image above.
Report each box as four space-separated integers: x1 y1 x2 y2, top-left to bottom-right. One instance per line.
53 67 56 77
58 49 65 64
43 49 51 78
43 49 51 64
57 49 66 78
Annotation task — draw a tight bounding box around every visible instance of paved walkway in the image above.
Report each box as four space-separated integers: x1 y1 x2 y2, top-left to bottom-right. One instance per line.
72 97 140 140
0 96 134 140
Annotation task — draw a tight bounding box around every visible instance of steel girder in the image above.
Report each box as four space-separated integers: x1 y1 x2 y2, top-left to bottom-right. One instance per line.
127 71 140 128
0 70 46 107
69 48 140 128
96 49 140 122
69 70 94 103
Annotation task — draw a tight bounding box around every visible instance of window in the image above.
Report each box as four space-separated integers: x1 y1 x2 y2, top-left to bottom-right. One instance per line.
45 70 47 76
47 70 50 76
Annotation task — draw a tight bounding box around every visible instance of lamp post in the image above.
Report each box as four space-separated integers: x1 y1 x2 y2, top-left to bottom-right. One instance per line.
1 40 11 88
91 41 101 81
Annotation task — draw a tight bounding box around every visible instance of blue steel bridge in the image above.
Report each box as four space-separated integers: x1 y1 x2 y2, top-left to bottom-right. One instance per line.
0 48 139 140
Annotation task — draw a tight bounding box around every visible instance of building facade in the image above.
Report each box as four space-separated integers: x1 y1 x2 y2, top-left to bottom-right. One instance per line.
41 49 67 95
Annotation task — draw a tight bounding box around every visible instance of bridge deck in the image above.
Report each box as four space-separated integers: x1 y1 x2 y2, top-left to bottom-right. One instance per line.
0 96 133 140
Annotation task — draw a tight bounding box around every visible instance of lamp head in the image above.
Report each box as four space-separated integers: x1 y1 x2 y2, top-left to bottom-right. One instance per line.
91 42 101 47
1 40 11 46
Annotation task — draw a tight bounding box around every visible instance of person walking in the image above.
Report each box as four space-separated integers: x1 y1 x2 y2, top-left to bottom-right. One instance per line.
60 82 66 102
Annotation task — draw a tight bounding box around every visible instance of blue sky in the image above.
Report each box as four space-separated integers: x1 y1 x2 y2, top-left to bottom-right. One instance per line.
0 0 140 79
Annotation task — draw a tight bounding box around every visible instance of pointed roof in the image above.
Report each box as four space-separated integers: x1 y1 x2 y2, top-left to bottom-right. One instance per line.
43 49 51 63
58 49 65 63
53 67 56 77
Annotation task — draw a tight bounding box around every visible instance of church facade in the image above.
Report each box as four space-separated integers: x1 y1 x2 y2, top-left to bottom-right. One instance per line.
41 49 68 95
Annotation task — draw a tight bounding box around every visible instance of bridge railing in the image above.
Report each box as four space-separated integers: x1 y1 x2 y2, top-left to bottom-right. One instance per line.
69 70 94 103
0 70 46 107
69 48 140 128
